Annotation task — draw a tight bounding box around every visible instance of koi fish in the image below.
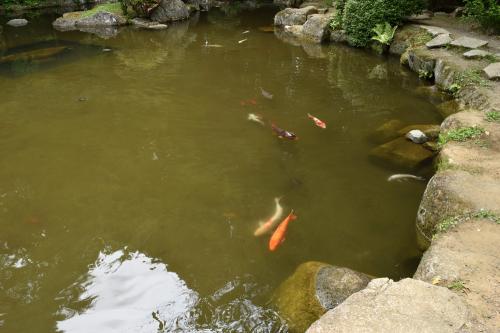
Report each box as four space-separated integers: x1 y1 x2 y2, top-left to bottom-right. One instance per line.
271 123 298 140
260 87 273 100
238 39 248 44
248 113 265 126
240 99 257 106
242 30 250 34
254 197 283 236
307 113 326 129
387 174 425 182
204 44 223 48
269 210 297 251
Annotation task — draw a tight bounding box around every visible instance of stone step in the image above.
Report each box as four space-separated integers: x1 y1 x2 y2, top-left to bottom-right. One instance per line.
426 33 452 49
484 62 500 80
450 36 488 49
463 49 491 59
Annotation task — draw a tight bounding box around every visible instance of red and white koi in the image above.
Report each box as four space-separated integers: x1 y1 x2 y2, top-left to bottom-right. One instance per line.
307 113 326 129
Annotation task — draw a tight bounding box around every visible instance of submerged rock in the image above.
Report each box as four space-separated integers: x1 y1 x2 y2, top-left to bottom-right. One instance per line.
306 278 478 333
370 137 435 168
406 129 428 143
369 119 404 143
274 6 318 26
301 13 333 43
150 0 190 23
0 46 69 64
7 18 28 27
272 262 371 333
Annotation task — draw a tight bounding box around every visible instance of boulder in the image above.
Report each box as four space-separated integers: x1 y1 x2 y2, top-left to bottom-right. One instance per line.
6 18 28 27
284 24 304 39
370 137 435 168
150 0 190 23
185 0 212 11
436 100 460 118
450 36 488 49
463 49 491 59
483 62 500 80
130 18 168 30
76 12 127 27
330 29 348 43
272 262 371 333
274 6 318 26
425 33 451 49
414 219 500 332
274 0 304 7
406 129 428 143
301 13 333 43
52 11 126 37
306 278 478 333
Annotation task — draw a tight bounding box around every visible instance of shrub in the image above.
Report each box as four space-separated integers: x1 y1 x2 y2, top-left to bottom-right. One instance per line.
339 0 425 47
463 0 500 33
119 0 160 17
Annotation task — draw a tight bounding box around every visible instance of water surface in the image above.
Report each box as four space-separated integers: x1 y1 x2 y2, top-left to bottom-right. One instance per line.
0 6 441 332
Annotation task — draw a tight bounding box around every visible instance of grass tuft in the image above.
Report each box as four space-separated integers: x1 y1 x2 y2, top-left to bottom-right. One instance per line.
80 3 123 18
438 126 485 145
485 111 500 122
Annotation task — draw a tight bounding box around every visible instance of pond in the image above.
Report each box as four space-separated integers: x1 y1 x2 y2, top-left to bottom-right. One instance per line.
0 5 442 332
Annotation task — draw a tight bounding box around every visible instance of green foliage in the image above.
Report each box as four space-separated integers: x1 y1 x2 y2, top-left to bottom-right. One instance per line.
118 0 160 17
418 69 433 80
438 126 485 145
473 209 500 223
435 216 459 233
463 0 500 32
485 111 500 122
339 0 425 47
447 83 462 96
448 280 469 293
449 69 491 97
371 22 397 45
330 0 346 30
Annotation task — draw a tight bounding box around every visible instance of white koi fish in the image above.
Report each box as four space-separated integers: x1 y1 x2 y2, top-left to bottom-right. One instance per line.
238 39 248 44
248 113 265 126
254 197 283 236
387 174 425 182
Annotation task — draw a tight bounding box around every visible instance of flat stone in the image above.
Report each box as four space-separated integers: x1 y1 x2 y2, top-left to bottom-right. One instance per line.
426 33 452 49
130 18 168 30
463 49 491 59
6 18 28 27
483 62 500 80
306 278 477 333
418 25 449 37
414 219 500 333
450 36 488 49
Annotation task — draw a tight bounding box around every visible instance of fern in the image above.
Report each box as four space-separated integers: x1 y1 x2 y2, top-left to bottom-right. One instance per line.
371 22 397 45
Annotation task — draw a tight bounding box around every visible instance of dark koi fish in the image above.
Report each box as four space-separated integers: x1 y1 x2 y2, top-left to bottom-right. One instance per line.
271 123 298 140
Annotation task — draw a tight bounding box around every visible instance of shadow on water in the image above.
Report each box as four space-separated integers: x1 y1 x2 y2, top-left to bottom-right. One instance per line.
0 40 104 77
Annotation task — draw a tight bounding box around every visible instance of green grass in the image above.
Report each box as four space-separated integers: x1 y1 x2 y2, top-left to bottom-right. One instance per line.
409 31 433 48
473 209 500 223
435 210 500 236
438 126 485 145
448 280 469 293
435 217 459 233
454 69 492 88
80 3 123 18
485 111 500 122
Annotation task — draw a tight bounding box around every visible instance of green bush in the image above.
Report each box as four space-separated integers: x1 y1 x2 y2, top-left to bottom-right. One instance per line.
339 0 425 47
119 0 160 17
463 0 500 32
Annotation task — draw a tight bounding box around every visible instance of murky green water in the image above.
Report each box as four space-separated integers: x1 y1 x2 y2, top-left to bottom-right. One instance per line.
0 6 442 332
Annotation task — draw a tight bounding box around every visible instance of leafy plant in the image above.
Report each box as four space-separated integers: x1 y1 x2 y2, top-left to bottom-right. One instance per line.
438 126 485 145
119 0 160 17
447 83 462 96
371 22 397 45
339 0 425 47
418 69 433 80
463 0 500 33
485 111 500 122
448 280 470 293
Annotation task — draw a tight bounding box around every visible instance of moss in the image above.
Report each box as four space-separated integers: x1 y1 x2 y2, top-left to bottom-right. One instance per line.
80 3 123 18
438 126 485 145
435 209 499 236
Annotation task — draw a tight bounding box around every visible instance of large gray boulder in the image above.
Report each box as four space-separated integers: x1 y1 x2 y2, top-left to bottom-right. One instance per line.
52 11 126 38
272 262 372 333
301 13 333 43
7 18 28 27
306 278 478 333
151 0 190 23
76 12 127 27
274 0 304 7
274 6 318 26
414 219 500 332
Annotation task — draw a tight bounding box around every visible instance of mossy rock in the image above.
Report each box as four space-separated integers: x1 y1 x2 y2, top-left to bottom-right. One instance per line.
370 137 435 169
436 100 461 119
272 261 372 333
369 119 405 143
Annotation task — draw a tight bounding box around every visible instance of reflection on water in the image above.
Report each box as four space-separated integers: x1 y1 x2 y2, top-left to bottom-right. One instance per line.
0 6 442 333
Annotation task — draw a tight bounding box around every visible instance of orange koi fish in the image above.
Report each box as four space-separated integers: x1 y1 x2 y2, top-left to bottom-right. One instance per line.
307 113 326 129
269 210 297 251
